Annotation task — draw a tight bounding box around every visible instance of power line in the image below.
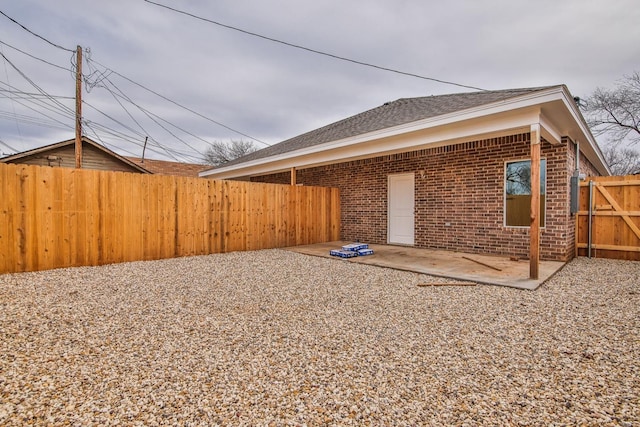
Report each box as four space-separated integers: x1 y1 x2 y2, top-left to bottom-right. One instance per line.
0 137 19 152
82 101 198 162
0 51 75 117
0 37 250 162
101 76 205 157
0 43 23 143
142 0 487 92
0 10 74 52
83 122 149 159
0 97 74 131
86 57 270 146
0 85 75 124
0 40 71 71
84 119 186 161
0 87 74 99
0 81 75 129
0 109 71 131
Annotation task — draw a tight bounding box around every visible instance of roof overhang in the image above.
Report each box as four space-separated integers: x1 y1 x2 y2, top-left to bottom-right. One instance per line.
200 86 610 179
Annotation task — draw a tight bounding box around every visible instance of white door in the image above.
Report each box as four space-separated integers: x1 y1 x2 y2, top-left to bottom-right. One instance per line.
388 173 415 245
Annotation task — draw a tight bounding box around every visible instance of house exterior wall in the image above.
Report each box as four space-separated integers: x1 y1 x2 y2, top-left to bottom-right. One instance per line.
562 138 602 259
251 133 602 261
4 144 145 173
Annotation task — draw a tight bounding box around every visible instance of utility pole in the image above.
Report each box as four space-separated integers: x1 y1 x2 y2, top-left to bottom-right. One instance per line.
75 45 82 168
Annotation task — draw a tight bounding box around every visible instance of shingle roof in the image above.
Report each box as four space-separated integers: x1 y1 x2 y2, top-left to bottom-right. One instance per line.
221 86 558 168
126 157 208 177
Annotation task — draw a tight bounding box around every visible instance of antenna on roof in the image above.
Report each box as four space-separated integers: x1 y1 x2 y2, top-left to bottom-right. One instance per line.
141 136 148 163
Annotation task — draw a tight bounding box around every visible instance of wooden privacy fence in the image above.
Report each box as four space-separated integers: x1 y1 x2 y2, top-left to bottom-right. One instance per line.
0 163 340 274
576 175 640 260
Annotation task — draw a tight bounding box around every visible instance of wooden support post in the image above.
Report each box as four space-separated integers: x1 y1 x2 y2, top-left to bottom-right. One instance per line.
290 167 296 186
530 124 541 279
75 45 83 169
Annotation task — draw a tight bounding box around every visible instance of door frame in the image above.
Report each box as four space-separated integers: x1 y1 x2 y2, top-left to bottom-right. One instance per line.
387 172 415 245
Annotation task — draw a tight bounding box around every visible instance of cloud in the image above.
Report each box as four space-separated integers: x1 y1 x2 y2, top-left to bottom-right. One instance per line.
1 0 639 160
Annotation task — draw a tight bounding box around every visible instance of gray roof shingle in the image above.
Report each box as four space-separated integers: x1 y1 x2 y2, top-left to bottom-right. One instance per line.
223 86 558 168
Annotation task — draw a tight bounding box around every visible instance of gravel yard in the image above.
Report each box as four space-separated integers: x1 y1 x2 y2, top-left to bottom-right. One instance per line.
0 250 638 426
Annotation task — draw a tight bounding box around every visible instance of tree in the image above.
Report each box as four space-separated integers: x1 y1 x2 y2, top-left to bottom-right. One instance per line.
584 71 640 146
203 140 257 166
602 144 640 175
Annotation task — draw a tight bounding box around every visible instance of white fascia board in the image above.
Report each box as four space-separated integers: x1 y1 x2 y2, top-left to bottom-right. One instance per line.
204 112 540 180
201 87 570 179
556 88 611 175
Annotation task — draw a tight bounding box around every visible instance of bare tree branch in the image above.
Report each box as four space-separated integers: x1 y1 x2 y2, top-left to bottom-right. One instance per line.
585 71 640 146
203 140 257 166
602 144 640 175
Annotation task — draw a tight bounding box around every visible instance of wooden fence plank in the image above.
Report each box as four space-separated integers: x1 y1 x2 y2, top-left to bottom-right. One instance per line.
0 163 340 274
577 176 640 260
576 243 640 252
596 185 640 240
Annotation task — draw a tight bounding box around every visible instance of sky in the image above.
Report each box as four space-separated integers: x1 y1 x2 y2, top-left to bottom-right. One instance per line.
0 0 638 163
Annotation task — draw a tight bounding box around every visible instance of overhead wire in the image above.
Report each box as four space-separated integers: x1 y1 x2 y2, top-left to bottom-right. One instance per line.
80 55 191 160
0 45 192 162
0 10 74 52
0 81 75 124
142 0 487 92
0 51 75 116
0 111 71 131
82 100 189 162
0 89 73 99
81 53 245 159
86 57 270 146
0 11 262 160
89 122 199 163
83 120 190 164
0 137 19 153
0 13 180 160
101 76 206 158
0 76 75 136
0 98 74 131
0 40 71 71
83 119 181 160
0 41 75 145
0 42 23 143
82 121 144 158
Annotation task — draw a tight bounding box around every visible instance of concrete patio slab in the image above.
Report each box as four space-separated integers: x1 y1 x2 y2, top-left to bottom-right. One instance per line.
285 241 566 290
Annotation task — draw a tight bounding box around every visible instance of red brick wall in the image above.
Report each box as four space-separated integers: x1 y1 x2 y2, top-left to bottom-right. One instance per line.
562 138 603 259
252 133 599 261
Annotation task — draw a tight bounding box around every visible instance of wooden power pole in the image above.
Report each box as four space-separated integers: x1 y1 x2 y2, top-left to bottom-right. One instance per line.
75 45 82 168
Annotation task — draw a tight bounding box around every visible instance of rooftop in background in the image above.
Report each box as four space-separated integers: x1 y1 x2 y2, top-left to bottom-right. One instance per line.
126 157 208 177
0 137 151 174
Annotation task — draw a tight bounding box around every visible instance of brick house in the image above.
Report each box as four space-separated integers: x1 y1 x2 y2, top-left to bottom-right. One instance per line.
200 86 610 263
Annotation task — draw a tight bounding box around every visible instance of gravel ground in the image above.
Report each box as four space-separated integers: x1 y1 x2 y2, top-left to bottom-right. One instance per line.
0 250 638 426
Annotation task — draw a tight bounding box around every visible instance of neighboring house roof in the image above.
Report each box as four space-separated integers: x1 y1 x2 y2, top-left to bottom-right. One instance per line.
1 136 151 174
126 157 208 177
201 85 610 179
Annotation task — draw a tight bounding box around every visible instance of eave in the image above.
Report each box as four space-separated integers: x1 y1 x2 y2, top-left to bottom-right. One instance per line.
200 86 610 179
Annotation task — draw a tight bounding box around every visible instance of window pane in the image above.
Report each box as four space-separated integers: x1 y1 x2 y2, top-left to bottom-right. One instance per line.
505 160 546 227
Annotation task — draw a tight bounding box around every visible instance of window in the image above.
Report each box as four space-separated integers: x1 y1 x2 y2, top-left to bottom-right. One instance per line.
505 159 546 227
